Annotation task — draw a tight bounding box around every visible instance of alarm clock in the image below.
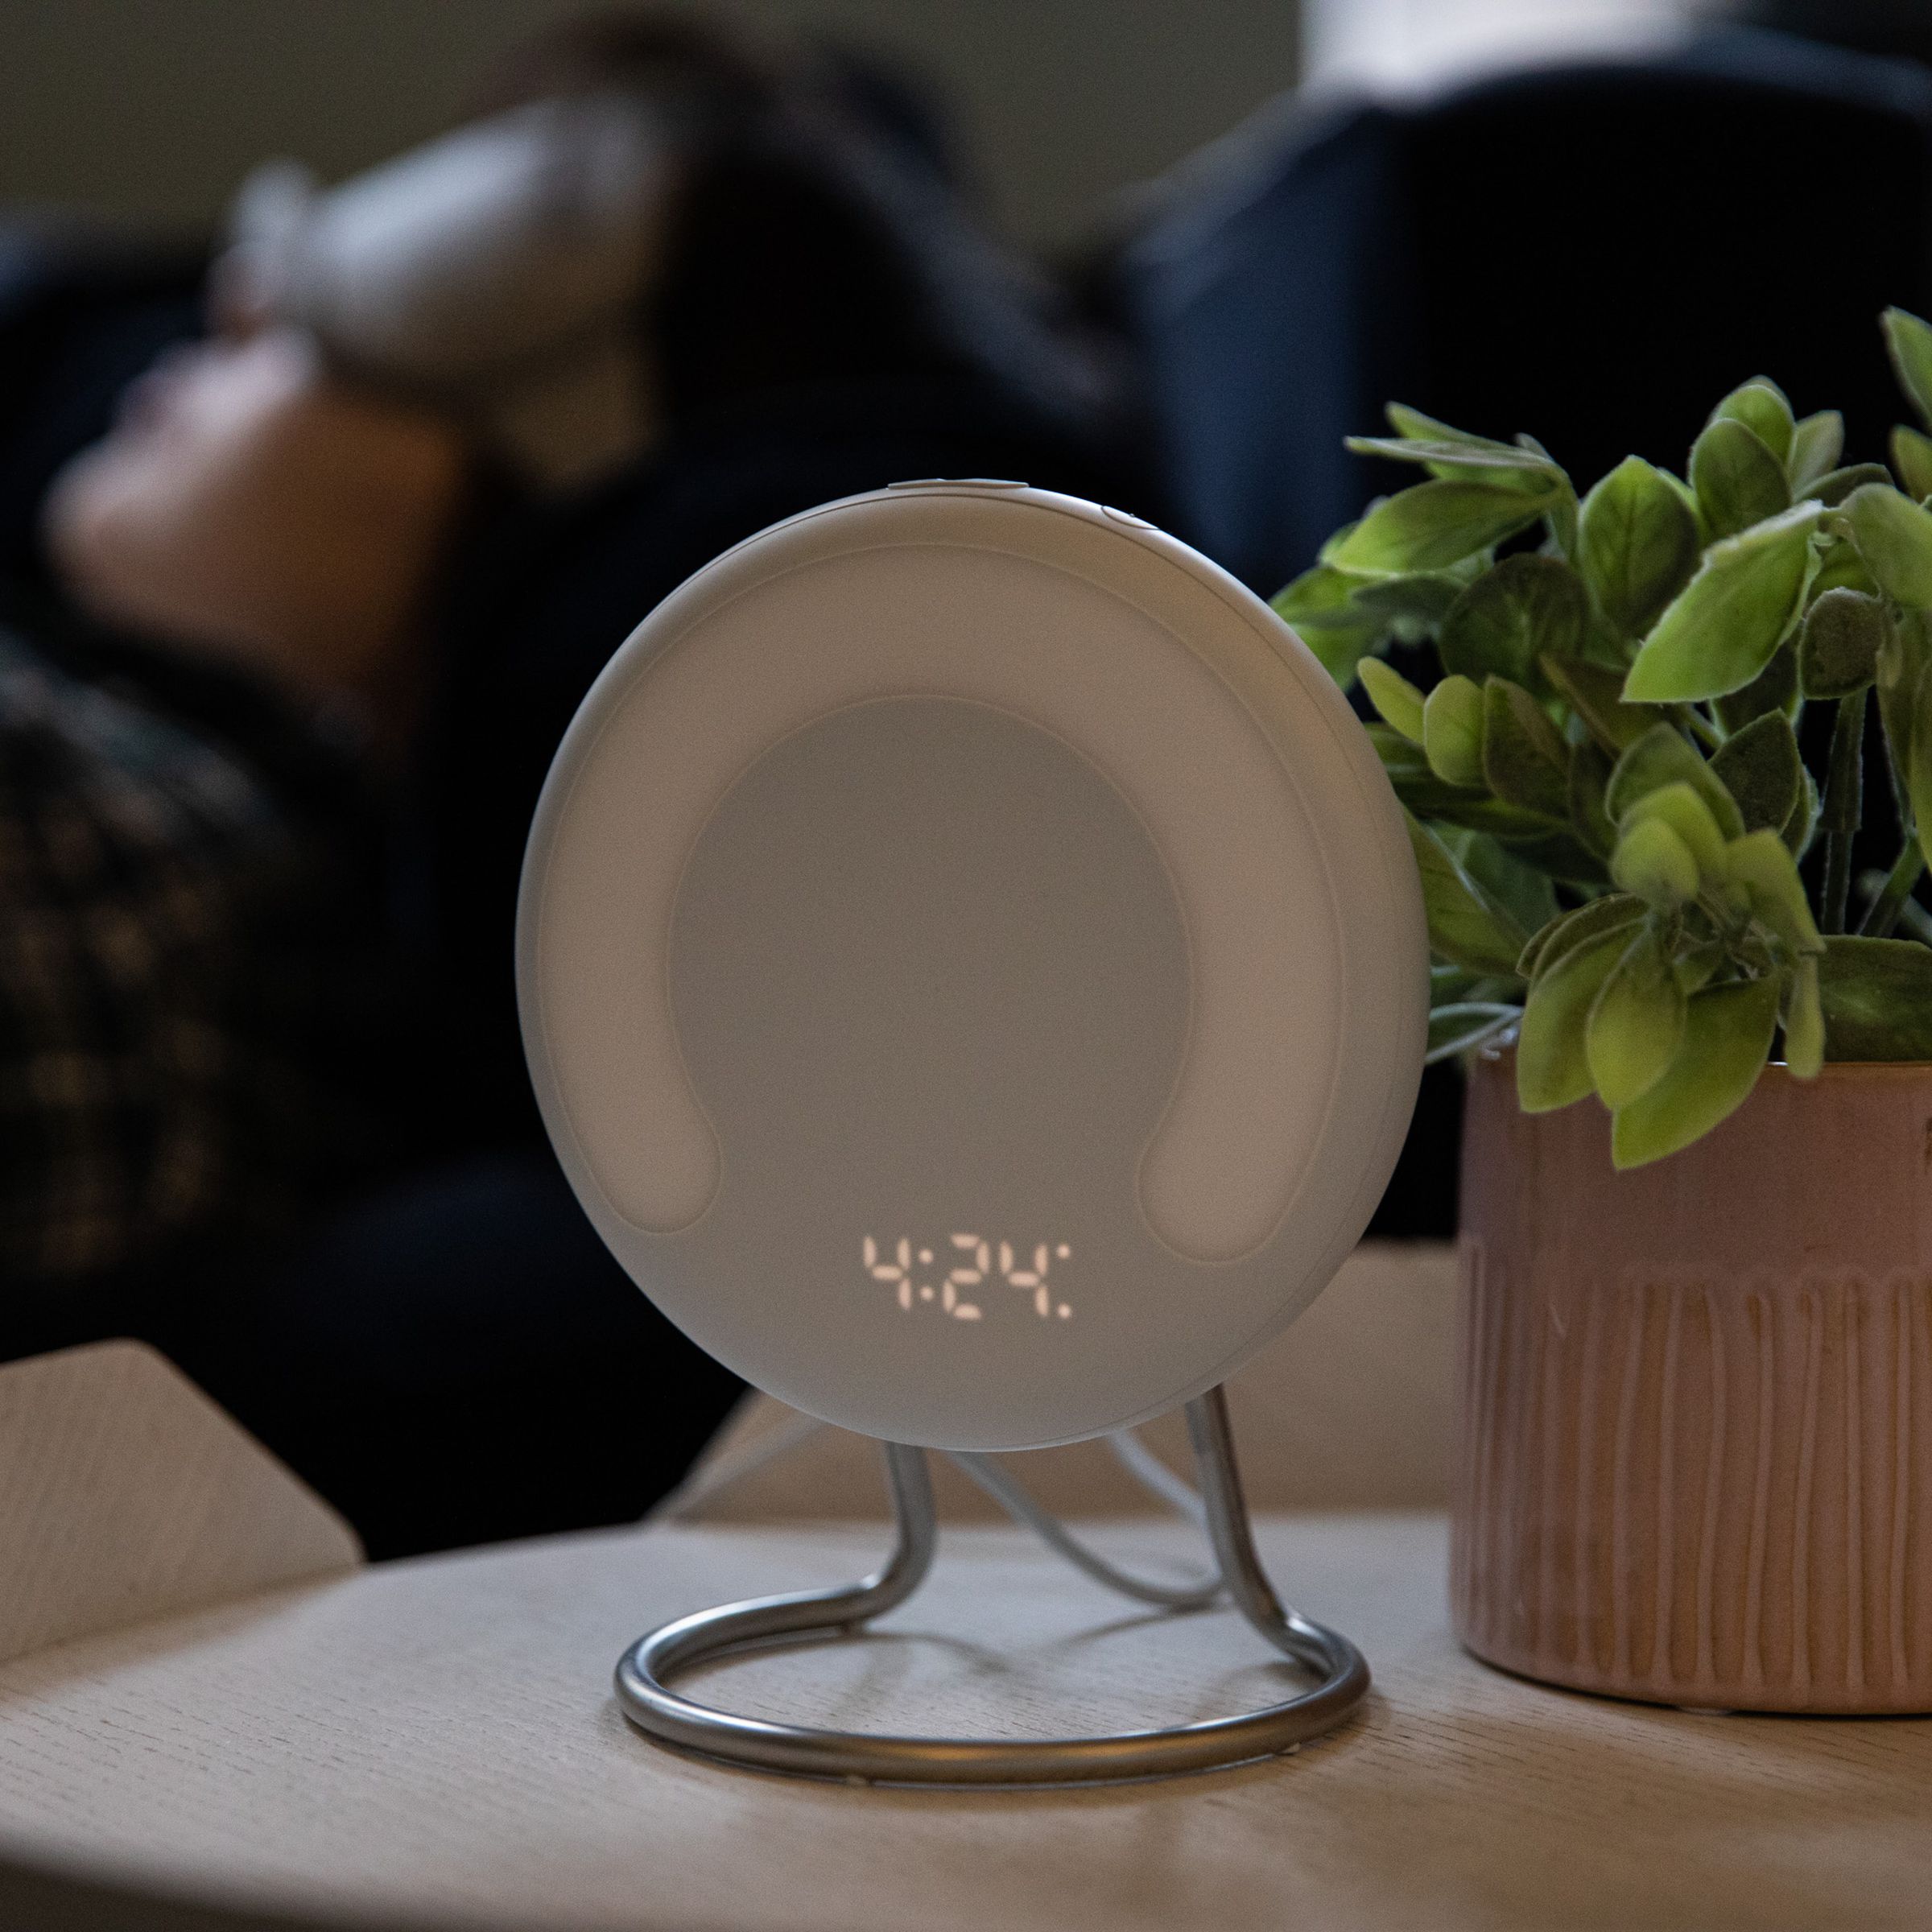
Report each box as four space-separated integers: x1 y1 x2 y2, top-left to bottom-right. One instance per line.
517 481 1426 1455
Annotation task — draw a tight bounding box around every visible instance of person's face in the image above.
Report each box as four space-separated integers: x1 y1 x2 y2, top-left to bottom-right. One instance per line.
43 327 470 707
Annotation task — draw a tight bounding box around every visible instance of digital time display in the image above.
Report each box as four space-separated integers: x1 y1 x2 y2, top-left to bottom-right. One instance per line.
863 1234 1073 1321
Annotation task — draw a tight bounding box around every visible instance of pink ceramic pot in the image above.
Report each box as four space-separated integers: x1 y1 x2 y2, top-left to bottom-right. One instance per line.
1453 1048 1932 1711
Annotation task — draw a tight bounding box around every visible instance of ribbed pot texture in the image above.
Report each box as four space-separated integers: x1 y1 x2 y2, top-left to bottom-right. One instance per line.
1454 1049 1932 1712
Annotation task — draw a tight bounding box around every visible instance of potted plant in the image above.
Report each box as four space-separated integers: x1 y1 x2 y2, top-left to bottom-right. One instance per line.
1276 309 1932 1711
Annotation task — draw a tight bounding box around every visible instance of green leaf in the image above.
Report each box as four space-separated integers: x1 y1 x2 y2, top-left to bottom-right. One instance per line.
1661 465 1705 538
1882 307 1932 429
1610 977 1779 1168
1587 924 1686 1109
1783 954 1823 1079
1270 565 1381 686
1710 712 1804 834
1892 425 1932 503
1373 721 1565 836
1624 502 1823 703
1346 572 1468 638
1675 946 1724 996
1418 794 1567 840
1422 673 1485 786
1517 928 1632 1112
1874 606 1932 837
1568 737 1617 856
1788 411 1844 494
1611 815 1702 907
1517 433 1578 555
1439 554 1587 689
1622 779 1729 874
1278 561 1434 634
1721 828 1822 959
1404 812 1530 977
1367 720 1434 774
1385 403 1514 450
1798 587 1886 700
1605 722 1747 838
1439 826 1560 938
1809 534 1881 601
1345 435 1563 491
1519 893 1645 983
1910 679 1932 877
1541 654 1657 753
1327 479 1558 576
1480 676 1569 819
1785 764 1820 860
1370 721 1478 819
1319 518 1362 568
1576 456 1701 638
1817 934 1932 1058
1809 463 1893 510
1487 828 1611 888
1709 380 1795 467
1712 640 1800 733
1359 657 1426 742
1271 562 1356 625
1426 1001 1521 1063
1690 417 1790 541
1843 482 1932 606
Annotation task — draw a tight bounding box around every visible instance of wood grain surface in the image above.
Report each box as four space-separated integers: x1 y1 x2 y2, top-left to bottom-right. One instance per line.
1 1510 1926 1932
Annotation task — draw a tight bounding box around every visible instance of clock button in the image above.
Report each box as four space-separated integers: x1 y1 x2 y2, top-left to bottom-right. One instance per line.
886 477 1029 490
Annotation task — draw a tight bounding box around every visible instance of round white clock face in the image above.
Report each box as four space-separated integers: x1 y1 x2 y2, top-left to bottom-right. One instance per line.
518 483 1426 1451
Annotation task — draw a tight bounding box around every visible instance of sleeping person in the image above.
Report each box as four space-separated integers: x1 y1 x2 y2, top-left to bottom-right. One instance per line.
0 13 1140 1554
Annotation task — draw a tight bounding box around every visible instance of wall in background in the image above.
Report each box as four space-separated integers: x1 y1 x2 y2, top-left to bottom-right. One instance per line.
0 0 1300 250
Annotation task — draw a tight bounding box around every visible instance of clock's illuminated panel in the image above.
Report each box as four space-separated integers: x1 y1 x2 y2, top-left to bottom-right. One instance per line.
518 484 1430 1452
663 697 1193 1447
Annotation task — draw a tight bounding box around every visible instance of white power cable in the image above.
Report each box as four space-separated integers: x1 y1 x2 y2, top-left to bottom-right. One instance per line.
947 1447 1222 1609
663 1405 1221 1612
1104 1428 1210 1525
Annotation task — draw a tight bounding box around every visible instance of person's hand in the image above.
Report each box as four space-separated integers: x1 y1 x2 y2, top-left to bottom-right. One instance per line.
43 327 470 727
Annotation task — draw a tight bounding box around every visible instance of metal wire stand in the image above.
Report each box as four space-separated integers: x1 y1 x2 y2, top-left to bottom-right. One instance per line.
613 1385 1369 1785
